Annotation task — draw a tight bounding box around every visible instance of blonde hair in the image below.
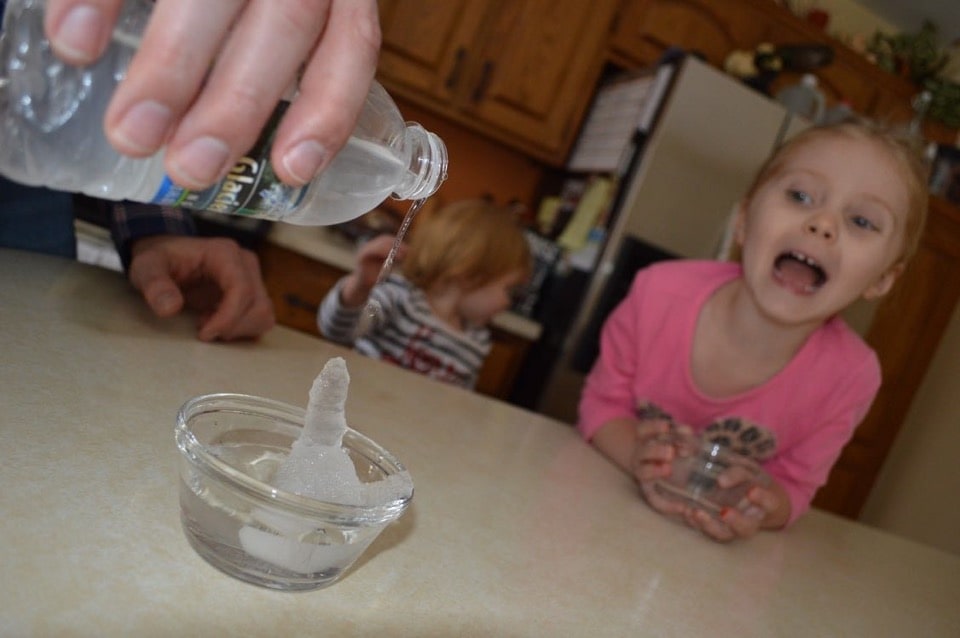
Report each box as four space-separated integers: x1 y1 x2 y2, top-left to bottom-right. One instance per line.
742 118 929 263
401 198 532 292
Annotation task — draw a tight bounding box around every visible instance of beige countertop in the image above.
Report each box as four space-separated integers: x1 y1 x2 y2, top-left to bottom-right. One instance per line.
2 249 959 637
267 222 543 341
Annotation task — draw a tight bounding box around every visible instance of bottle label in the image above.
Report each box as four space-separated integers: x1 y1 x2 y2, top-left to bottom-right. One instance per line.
148 102 307 217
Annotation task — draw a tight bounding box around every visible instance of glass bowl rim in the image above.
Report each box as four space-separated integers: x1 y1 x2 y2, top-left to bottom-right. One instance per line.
175 392 413 524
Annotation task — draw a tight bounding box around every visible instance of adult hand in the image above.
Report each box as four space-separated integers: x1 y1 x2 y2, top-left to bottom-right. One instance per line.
44 0 381 189
128 234 275 341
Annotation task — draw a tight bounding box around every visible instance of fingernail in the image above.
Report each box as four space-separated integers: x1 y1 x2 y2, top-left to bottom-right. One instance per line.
197 318 219 341
282 140 327 185
113 101 172 154
51 5 105 63
154 291 178 314
170 136 231 188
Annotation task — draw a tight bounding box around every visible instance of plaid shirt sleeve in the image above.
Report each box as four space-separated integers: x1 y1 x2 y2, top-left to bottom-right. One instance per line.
109 201 196 270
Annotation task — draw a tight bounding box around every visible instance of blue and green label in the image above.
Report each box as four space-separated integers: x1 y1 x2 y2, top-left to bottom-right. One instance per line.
149 102 307 217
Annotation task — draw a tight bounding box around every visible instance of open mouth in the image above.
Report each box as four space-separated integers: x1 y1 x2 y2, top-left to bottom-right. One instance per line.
773 251 828 293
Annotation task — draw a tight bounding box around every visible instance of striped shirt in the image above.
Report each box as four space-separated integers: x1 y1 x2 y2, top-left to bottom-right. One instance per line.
318 274 491 389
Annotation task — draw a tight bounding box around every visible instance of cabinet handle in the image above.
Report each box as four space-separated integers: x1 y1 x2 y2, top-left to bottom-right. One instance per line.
472 61 494 103
283 293 318 313
445 47 467 91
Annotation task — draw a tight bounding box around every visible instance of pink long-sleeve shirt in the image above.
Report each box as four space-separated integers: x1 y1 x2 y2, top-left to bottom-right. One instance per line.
578 260 881 524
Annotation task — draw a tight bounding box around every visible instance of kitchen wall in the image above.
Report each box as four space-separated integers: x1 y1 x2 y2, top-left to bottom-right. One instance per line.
860 302 960 555
797 0 898 39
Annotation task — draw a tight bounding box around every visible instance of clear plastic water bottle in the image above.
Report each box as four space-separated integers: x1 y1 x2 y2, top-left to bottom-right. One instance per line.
775 73 826 124
820 99 854 126
0 0 447 225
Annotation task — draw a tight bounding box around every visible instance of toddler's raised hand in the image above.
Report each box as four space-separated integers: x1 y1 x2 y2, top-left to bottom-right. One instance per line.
339 234 406 307
355 234 406 288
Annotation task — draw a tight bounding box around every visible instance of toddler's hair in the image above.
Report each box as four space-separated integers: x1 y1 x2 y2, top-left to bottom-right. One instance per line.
743 117 930 262
401 198 532 291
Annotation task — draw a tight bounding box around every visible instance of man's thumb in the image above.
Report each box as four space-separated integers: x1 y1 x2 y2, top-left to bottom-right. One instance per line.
132 264 184 317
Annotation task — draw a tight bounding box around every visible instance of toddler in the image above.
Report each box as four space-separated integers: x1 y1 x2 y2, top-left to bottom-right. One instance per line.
578 119 929 541
319 199 532 389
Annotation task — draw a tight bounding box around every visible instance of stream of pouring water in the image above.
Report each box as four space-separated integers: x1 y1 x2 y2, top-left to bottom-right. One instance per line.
356 198 428 337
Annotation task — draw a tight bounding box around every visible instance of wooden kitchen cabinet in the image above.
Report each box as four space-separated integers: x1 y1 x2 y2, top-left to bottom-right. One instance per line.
377 0 620 164
609 0 766 69
375 0 490 103
257 241 534 402
474 329 534 400
608 0 866 107
608 0 957 144
257 242 341 336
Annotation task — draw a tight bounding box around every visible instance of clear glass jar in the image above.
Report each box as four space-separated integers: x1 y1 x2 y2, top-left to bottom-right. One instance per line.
652 429 770 517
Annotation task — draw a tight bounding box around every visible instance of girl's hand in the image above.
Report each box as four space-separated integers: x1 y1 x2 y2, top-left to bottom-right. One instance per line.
683 478 790 542
631 420 690 519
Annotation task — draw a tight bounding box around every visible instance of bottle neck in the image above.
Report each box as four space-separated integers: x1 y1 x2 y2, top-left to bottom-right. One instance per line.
393 123 448 202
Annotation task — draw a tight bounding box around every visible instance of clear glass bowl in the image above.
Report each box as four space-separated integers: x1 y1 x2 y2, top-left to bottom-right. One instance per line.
175 393 413 591
652 429 769 517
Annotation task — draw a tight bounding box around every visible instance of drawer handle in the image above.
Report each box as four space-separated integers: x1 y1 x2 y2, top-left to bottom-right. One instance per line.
283 293 318 313
473 60 493 104
472 60 494 103
445 47 467 91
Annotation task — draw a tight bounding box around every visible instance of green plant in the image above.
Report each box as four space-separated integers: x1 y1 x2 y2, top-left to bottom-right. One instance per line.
868 21 948 84
866 21 960 128
924 76 960 128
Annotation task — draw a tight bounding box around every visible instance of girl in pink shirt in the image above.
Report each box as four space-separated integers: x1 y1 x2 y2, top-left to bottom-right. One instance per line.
579 120 930 541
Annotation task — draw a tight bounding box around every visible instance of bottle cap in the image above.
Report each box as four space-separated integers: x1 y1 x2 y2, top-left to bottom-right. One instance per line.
395 123 448 201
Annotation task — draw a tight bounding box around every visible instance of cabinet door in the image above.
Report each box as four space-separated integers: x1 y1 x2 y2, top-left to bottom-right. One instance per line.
257 243 346 337
462 0 620 161
475 328 533 400
379 0 619 164
377 0 490 103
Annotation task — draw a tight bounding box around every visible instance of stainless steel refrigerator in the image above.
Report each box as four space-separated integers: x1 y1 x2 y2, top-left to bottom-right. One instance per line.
514 55 810 423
